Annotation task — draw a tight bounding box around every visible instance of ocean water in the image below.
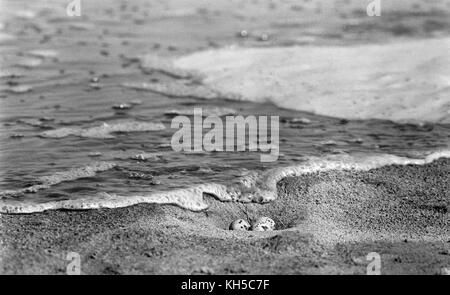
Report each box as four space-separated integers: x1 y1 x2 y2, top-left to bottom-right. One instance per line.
0 0 449 213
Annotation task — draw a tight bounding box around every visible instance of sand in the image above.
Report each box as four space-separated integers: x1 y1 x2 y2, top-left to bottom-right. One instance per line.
1 159 448 275
1 0 449 275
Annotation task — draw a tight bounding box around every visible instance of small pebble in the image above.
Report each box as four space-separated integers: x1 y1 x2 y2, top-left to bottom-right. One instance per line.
229 219 250 231
251 217 275 231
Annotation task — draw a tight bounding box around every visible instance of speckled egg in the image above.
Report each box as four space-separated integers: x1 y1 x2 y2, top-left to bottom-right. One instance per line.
251 217 275 231
229 219 250 231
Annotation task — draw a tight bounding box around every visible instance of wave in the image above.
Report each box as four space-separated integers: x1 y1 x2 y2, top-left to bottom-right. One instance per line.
41 120 166 139
0 161 116 198
172 38 450 124
1 150 448 214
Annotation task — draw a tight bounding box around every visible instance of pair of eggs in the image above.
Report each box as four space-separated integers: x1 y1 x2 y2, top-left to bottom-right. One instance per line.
229 217 275 231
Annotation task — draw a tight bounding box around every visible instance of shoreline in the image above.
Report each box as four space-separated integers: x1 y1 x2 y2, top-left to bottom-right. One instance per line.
1 158 448 274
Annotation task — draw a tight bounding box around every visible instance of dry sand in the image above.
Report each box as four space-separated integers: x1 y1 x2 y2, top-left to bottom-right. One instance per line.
0 159 448 275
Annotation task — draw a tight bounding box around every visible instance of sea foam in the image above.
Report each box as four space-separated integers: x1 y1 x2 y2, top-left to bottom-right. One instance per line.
173 38 450 123
0 161 116 198
122 81 222 100
41 121 166 139
1 150 448 214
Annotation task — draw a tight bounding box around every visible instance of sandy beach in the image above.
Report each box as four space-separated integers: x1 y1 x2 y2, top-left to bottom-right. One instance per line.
1 158 448 275
1 0 449 276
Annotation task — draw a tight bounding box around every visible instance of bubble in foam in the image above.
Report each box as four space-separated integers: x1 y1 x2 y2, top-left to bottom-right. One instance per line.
130 153 163 161
0 85 32 93
41 120 165 139
14 57 42 68
27 49 58 58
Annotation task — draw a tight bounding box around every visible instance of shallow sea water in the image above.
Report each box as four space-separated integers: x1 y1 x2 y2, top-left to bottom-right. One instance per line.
0 0 449 212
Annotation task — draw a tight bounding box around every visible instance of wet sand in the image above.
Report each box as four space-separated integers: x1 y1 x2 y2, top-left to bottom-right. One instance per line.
1 158 448 275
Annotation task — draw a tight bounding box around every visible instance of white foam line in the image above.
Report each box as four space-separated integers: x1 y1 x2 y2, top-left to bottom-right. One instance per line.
0 151 448 214
260 150 450 194
41 121 166 139
0 187 208 214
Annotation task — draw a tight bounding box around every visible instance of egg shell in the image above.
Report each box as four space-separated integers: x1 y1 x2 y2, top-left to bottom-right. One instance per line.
251 217 275 231
229 219 250 231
